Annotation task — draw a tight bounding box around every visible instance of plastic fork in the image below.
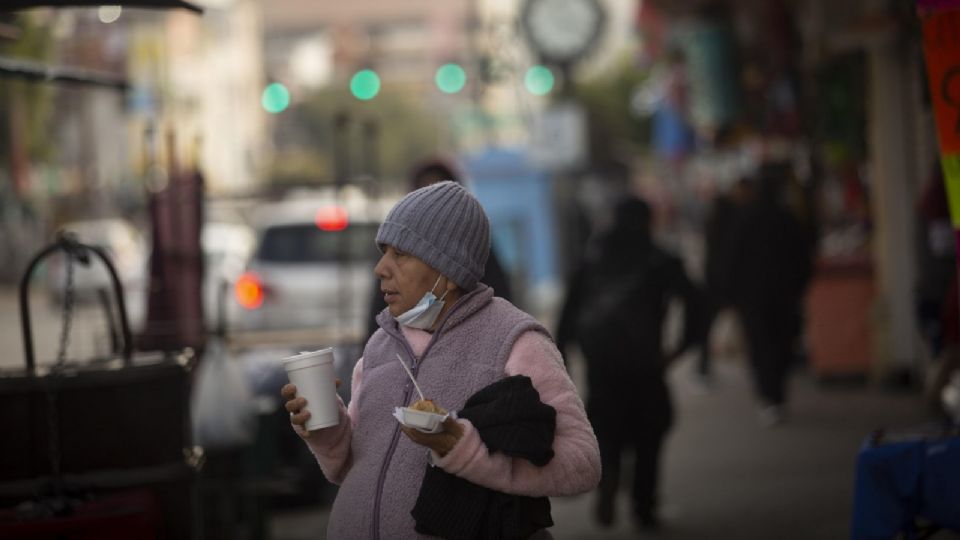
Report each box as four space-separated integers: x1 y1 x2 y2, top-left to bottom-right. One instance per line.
396 353 426 402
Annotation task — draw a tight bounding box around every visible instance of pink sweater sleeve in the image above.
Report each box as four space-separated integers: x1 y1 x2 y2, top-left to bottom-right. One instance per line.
298 357 364 485
432 331 601 497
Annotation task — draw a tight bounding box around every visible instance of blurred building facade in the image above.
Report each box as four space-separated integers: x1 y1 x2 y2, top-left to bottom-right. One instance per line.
127 0 266 195
262 0 471 88
25 5 266 201
258 0 641 158
0 3 266 278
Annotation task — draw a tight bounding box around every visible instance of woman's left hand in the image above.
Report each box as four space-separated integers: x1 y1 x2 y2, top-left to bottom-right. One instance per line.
401 416 464 457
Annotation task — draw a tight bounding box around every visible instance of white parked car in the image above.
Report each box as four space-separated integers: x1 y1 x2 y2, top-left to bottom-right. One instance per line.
202 221 256 332
229 191 396 347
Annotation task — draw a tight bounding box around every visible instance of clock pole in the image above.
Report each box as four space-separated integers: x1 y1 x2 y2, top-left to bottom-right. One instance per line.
556 61 574 98
519 0 606 276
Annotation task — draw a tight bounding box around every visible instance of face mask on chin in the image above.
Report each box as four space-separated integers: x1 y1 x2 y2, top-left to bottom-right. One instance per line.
395 274 449 330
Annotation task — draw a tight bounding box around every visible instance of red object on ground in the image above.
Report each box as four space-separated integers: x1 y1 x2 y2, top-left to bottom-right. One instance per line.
806 256 875 377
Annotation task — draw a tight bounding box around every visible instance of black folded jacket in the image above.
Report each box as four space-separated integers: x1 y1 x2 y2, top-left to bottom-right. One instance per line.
411 375 557 540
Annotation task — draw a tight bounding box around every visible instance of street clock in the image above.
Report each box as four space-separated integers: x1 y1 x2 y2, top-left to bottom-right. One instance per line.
520 0 605 66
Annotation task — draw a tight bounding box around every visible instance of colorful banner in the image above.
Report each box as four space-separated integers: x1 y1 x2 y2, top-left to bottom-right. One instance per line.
940 154 960 228
920 2 960 252
921 9 960 153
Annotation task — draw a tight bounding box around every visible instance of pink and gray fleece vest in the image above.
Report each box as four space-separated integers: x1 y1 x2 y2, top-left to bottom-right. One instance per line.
326 285 550 540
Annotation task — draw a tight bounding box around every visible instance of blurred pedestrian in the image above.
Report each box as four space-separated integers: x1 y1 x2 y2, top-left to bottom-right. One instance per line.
696 178 755 384
556 195 703 530
928 274 960 422
915 163 960 421
916 165 956 361
726 165 813 426
283 181 600 539
366 158 513 341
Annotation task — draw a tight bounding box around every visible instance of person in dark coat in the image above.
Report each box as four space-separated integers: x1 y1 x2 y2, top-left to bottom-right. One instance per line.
915 164 960 421
366 158 513 341
916 165 956 362
726 168 813 426
697 178 755 382
556 196 703 530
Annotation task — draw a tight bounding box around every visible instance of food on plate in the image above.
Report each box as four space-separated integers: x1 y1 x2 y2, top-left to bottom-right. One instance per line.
409 399 444 414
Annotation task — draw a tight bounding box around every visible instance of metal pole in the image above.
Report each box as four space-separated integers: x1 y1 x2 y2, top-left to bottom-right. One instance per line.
333 112 351 343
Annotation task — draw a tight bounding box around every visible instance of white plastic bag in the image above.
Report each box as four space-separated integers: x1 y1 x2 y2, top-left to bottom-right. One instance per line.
191 337 256 449
943 370 960 424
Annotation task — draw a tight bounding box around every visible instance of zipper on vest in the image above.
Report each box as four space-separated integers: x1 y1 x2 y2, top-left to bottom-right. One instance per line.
371 298 471 539
371 341 419 540
371 395 407 540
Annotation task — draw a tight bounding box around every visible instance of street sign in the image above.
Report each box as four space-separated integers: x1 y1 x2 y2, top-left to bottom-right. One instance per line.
529 102 587 171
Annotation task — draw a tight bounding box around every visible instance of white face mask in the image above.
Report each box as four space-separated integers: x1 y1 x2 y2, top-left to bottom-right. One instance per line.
395 275 449 330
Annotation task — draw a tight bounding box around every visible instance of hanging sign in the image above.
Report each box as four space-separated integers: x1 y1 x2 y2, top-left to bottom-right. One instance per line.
921 8 960 153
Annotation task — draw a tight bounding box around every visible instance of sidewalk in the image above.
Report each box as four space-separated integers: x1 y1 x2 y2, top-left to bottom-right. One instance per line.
270 354 930 540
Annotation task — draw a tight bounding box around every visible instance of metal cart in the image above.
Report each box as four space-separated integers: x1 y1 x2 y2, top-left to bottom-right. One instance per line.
0 233 201 539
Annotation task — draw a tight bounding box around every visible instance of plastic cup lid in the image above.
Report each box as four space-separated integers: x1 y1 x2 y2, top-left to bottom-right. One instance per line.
281 347 334 364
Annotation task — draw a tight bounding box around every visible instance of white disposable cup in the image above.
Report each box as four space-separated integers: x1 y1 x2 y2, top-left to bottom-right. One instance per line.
282 348 339 430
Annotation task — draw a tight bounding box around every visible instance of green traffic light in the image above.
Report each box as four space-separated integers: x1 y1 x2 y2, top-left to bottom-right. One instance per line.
350 69 381 101
435 63 467 94
261 82 290 114
524 65 554 96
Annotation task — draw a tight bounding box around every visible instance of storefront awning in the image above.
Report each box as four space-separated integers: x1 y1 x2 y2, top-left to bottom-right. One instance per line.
0 55 127 89
1 0 202 13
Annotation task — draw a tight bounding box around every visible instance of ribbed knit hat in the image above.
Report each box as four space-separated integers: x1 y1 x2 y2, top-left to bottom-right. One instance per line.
376 181 490 291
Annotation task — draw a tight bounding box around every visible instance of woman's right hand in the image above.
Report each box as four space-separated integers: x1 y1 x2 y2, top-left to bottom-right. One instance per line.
281 383 312 438
281 380 341 438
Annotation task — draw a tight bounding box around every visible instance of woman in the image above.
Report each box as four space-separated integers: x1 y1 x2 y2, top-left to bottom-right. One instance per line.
282 181 600 539
365 157 513 342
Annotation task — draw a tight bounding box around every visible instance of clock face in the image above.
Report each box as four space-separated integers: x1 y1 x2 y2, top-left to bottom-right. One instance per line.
523 0 603 64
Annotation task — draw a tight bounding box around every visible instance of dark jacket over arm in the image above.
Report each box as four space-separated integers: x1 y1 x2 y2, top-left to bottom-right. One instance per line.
411 375 556 540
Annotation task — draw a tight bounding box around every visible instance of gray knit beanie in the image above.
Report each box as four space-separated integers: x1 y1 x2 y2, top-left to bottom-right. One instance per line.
376 181 490 291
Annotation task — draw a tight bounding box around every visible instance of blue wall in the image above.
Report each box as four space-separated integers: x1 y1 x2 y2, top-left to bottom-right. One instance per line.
463 148 558 290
